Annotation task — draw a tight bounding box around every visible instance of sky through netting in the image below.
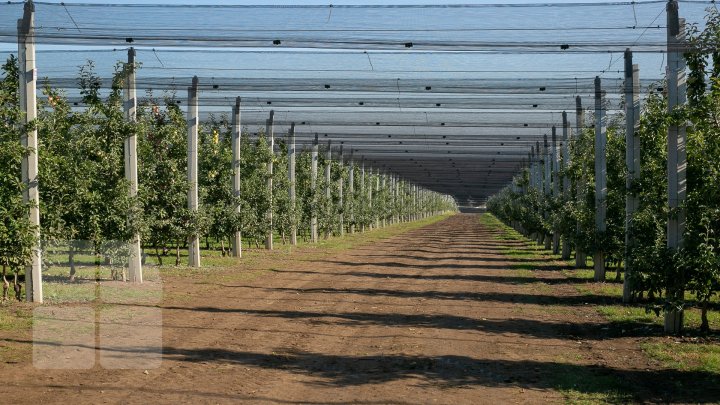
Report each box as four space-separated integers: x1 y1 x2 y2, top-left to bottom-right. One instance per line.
0 0 712 202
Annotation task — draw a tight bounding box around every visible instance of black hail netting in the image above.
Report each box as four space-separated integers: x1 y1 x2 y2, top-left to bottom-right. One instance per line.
0 0 711 203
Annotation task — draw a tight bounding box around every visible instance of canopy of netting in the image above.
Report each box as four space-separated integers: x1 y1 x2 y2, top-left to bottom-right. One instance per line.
0 0 711 203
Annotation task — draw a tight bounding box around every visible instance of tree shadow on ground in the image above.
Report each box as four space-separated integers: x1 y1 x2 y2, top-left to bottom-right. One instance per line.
155 305 663 340
270 268 595 286
20 337 718 402
228 285 616 306
315 260 563 271
339 254 557 263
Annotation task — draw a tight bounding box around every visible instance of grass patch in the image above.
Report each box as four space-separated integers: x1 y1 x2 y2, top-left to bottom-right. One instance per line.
597 306 659 325
642 342 720 374
310 214 454 251
546 362 632 404
481 213 720 400
0 306 32 331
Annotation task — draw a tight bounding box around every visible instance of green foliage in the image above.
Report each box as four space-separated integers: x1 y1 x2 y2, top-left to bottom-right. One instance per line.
198 115 240 251
0 56 36 274
136 94 193 261
1 51 457 288
38 60 135 261
681 9 720 331
490 11 720 333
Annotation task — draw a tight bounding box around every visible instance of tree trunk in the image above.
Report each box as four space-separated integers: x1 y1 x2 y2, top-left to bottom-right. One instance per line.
69 244 76 282
701 301 710 333
175 244 181 266
2 264 8 301
13 271 21 301
220 239 226 257
155 246 163 267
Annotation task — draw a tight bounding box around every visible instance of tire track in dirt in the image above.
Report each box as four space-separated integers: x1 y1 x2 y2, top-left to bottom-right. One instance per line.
3 214 660 404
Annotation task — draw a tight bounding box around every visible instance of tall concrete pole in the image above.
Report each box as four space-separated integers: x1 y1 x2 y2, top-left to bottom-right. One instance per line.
530 145 536 193
18 1 42 302
413 184 418 222
123 48 142 282
575 96 587 268
665 0 687 334
624 49 641 302
368 168 374 229
338 145 344 236
552 126 560 254
381 174 387 227
375 171 381 228
594 77 607 281
265 110 274 250
536 140 543 244
325 141 332 239
311 134 319 243
288 123 297 246
231 97 242 257
402 178 407 222
391 175 397 224
349 151 355 234
361 158 366 231
529 146 536 192
543 134 552 250
561 112 572 260
187 76 201 268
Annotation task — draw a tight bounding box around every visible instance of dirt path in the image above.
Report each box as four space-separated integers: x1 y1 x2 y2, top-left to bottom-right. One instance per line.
0 214 703 403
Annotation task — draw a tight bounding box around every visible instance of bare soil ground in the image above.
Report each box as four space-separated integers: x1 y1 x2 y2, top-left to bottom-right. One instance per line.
1 214 718 404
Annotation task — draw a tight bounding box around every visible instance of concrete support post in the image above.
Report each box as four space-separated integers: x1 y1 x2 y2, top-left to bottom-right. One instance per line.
575 96 587 268
536 141 544 245
349 152 355 234
265 111 274 250
392 175 397 224
665 0 687 334
338 145 344 237
594 77 607 281
18 1 42 301
561 112 572 260
552 126 560 254
325 140 332 239
532 144 538 194
311 134 319 243
381 175 387 227
361 159 366 232
231 97 243 256
368 168 374 229
288 123 297 246
124 48 142 282
413 185 418 222
375 171 380 229
624 50 641 302
543 134 552 250
529 146 536 192
187 76 201 267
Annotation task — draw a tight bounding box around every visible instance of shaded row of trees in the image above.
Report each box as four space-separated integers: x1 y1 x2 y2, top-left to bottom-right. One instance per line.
489 10 720 333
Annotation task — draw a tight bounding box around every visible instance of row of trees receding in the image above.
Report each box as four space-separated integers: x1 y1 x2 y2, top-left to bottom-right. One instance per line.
488 6 720 335
0 53 457 301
